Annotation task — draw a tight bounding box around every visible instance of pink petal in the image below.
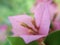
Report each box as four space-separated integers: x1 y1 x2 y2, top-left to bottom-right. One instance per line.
34 2 55 35
39 4 50 35
34 3 45 27
8 15 36 35
34 2 56 28
19 35 45 44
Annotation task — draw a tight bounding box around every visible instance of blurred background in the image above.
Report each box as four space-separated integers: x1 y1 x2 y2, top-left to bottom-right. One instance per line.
0 0 35 45
0 0 34 25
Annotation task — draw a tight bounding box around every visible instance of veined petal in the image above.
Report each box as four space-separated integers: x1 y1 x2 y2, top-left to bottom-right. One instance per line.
34 3 45 27
8 15 36 35
39 4 50 35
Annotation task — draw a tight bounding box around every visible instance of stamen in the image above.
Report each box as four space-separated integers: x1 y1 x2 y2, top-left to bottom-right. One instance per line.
29 29 39 35
21 22 29 28
21 22 39 35
21 22 34 30
32 19 39 30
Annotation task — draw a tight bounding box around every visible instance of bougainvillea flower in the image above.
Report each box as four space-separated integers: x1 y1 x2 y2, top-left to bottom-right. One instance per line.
8 0 53 44
8 0 52 44
9 7 50 44
0 25 7 41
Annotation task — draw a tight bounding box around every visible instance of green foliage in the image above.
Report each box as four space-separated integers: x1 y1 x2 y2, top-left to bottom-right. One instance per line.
44 30 60 45
55 0 60 4
3 40 10 45
0 0 34 17
27 41 39 45
6 37 39 45
7 37 26 45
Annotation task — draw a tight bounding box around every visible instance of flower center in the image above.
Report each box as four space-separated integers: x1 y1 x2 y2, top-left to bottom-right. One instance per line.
21 20 39 35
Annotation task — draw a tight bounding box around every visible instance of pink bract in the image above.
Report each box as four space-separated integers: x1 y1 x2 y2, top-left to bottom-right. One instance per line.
9 13 50 44
8 0 54 44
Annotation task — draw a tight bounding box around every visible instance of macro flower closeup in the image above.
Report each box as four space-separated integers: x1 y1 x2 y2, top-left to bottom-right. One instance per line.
1 0 60 45
9 3 51 43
